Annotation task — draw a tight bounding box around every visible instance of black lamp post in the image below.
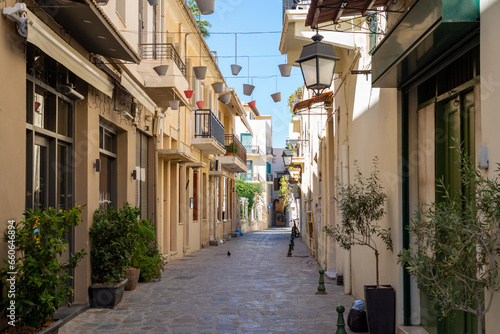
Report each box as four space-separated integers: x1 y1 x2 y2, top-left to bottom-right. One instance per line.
296 33 340 96
282 149 293 167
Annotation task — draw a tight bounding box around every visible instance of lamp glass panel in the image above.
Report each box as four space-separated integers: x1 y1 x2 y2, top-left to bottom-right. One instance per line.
300 58 319 89
318 57 336 88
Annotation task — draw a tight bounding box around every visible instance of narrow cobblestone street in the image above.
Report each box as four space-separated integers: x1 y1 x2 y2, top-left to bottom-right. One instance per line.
59 227 357 334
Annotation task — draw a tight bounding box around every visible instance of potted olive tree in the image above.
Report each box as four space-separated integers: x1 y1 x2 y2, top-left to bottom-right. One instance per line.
323 158 394 334
398 156 500 334
0 206 86 333
88 203 138 308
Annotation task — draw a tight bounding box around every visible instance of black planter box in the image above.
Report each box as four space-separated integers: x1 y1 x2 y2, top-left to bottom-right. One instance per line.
88 279 127 309
364 285 395 334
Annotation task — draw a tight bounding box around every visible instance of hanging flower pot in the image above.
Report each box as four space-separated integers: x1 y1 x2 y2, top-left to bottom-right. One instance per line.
248 100 256 109
231 64 242 76
196 101 205 109
184 90 194 98
212 82 224 93
153 64 169 76
271 92 281 103
147 0 159 5
278 64 292 77
169 100 180 110
218 93 231 105
195 0 214 15
243 84 255 96
193 66 207 80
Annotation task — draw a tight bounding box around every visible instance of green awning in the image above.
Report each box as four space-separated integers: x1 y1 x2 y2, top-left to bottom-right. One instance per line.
371 0 479 88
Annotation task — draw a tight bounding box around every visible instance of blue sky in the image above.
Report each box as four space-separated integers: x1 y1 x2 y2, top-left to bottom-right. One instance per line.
202 1 304 148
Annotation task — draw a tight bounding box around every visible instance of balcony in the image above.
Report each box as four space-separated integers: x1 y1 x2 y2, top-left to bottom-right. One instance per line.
266 146 273 156
158 141 196 163
245 145 264 155
283 0 311 16
240 173 264 183
266 173 274 182
136 43 188 107
217 135 247 173
191 110 226 155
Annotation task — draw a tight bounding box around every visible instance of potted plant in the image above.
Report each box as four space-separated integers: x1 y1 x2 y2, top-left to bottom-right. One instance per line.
323 158 394 334
88 203 138 308
0 206 86 333
398 155 500 334
226 142 238 155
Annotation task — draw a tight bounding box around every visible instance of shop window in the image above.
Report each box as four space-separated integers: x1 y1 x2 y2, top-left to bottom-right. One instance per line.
99 125 117 210
136 132 149 219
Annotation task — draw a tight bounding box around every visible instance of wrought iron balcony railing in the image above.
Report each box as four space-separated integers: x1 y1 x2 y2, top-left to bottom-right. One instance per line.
138 43 186 77
283 0 311 17
240 173 264 182
194 109 225 149
225 134 247 163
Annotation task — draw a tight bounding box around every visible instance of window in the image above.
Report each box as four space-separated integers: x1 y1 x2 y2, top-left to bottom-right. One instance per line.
136 132 148 218
193 172 199 221
99 125 117 210
222 177 227 220
116 0 126 25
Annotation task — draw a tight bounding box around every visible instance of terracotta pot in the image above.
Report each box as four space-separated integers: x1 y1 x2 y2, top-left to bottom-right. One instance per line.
248 100 256 109
125 268 141 291
278 64 292 77
193 66 207 80
169 100 180 110
212 82 224 93
218 93 231 104
195 0 214 15
271 92 281 102
153 64 168 76
184 90 194 98
196 101 205 109
231 64 242 76
243 84 255 96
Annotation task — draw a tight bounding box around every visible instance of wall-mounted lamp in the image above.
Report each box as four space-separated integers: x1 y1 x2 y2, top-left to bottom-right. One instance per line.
131 169 137 180
94 159 101 172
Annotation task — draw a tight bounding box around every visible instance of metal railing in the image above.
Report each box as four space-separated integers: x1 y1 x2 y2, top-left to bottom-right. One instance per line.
267 173 274 182
194 109 225 149
283 0 311 17
245 145 263 155
266 146 273 156
240 173 264 182
225 134 247 164
138 43 186 77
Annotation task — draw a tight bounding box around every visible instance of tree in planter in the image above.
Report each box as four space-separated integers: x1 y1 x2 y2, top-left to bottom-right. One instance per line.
0 207 86 329
398 156 500 334
323 158 393 287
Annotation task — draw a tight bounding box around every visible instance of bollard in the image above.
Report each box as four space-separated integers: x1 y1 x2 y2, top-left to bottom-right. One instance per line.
316 269 327 295
287 243 292 257
290 237 295 250
335 305 347 334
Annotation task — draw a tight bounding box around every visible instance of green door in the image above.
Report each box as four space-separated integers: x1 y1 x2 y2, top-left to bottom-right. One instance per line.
423 89 479 334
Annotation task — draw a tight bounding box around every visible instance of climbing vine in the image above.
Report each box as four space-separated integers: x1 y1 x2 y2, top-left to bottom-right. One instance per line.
236 179 263 215
278 176 292 211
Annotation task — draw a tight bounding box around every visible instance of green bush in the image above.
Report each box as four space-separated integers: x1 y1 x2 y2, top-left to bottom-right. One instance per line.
89 203 139 284
0 207 86 328
130 218 167 282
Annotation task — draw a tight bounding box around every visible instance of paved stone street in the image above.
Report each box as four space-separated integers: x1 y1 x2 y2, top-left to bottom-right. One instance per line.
60 228 358 334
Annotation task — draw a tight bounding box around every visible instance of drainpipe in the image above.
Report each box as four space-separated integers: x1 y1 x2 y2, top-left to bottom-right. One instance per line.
341 144 351 295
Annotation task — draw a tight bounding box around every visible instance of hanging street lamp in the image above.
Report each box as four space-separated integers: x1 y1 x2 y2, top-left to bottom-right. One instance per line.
296 33 340 96
282 149 293 167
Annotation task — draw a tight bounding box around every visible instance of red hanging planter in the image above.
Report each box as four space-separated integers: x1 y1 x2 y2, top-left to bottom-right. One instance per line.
248 100 256 109
196 101 205 109
184 90 194 98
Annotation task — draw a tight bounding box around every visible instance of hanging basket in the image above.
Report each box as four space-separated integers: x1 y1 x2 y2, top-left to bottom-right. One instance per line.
231 64 242 76
153 64 169 76
184 90 194 98
271 92 281 103
212 82 224 93
193 66 207 80
196 101 205 109
169 100 180 110
248 100 256 109
278 64 292 77
218 93 231 105
147 0 159 5
195 0 214 15
243 84 255 96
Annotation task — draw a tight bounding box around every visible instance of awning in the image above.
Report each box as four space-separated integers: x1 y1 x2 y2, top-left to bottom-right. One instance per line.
293 91 333 113
27 9 114 97
158 149 197 163
121 72 157 113
371 0 479 88
306 0 388 28
34 0 140 63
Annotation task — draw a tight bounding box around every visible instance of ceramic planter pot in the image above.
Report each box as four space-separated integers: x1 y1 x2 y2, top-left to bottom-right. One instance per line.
184 90 194 98
195 0 214 15
169 100 180 110
193 66 207 80
88 278 128 309
364 285 395 334
147 0 159 5
248 100 256 108
212 82 224 93
218 93 231 104
278 64 292 77
231 64 242 76
196 101 205 109
243 84 255 96
271 92 281 102
125 268 141 291
153 64 168 76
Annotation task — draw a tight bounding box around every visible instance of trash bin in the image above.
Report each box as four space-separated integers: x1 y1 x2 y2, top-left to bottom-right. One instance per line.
347 300 368 332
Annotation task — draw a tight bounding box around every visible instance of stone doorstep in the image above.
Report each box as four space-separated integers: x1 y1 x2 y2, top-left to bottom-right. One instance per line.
224 235 231 241
54 303 89 325
398 326 430 334
231 232 239 238
324 270 337 280
209 240 220 246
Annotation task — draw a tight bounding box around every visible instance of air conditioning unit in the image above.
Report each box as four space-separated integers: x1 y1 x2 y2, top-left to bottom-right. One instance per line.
251 148 259 154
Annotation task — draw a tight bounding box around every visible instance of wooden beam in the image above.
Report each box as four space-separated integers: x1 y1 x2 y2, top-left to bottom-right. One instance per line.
312 0 324 29
363 0 377 16
334 1 347 24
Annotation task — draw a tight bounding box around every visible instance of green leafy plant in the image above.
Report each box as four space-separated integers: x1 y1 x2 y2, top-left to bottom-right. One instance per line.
288 87 303 114
323 158 392 287
236 179 263 215
89 203 139 284
398 155 500 334
131 218 168 282
227 142 239 154
278 175 292 211
0 207 86 328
